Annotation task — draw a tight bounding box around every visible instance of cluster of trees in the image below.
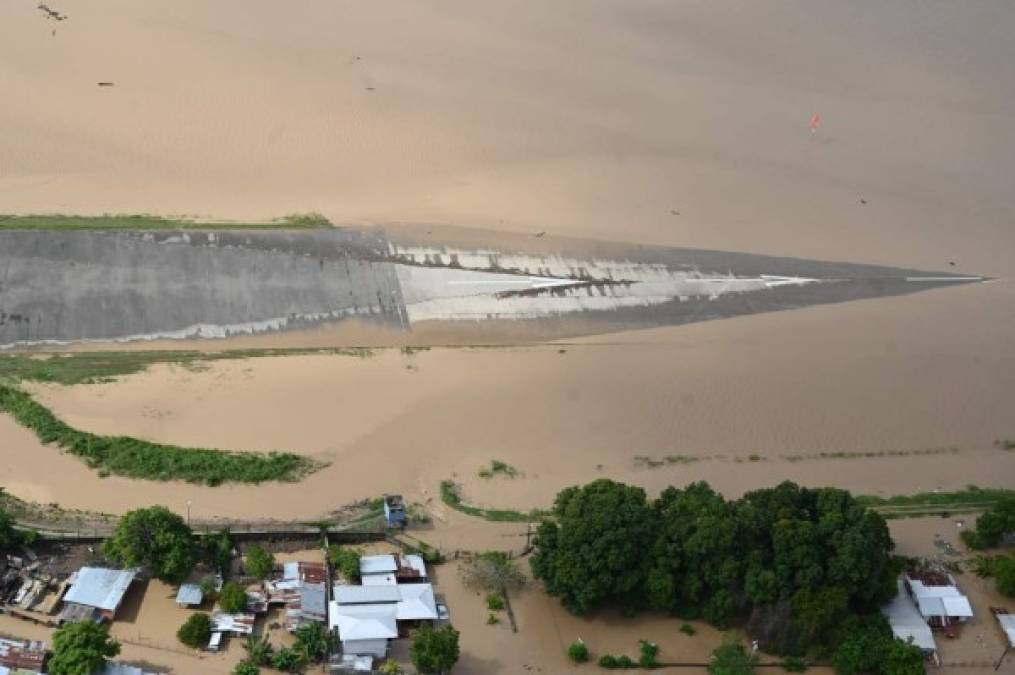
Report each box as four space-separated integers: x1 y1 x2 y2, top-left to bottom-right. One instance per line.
229 624 335 674
410 625 460 674
531 480 903 661
961 497 1015 549
328 544 362 583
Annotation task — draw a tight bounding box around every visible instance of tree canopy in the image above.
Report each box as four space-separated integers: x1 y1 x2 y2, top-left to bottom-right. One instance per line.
103 506 195 583
962 497 1015 549
48 621 121 675
530 479 654 613
293 622 332 662
459 551 525 596
410 625 461 674
531 480 898 655
708 634 758 675
832 617 925 675
245 545 275 580
218 581 248 614
177 612 211 649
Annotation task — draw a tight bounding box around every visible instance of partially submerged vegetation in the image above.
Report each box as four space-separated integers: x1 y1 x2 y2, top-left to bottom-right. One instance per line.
0 212 332 230
0 384 319 484
0 348 373 386
440 480 546 522
478 459 519 479
857 486 1015 519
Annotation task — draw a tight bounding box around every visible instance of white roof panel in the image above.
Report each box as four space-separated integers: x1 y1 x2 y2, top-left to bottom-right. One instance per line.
882 581 936 652
335 585 401 604
942 595 973 618
403 554 428 578
362 573 397 586
359 555 397 575
64 568 137 611
998 614 1015 647
329 601 398 640
396 583 438 620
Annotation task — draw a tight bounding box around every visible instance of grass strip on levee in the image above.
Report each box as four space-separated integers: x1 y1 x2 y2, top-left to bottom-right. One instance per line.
0 212 331 230
857 486 1015 518
0 384 321 485
440 480 547 522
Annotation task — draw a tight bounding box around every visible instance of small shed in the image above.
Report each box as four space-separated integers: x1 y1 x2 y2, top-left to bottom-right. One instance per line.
383 495 406 528
175 584 203 608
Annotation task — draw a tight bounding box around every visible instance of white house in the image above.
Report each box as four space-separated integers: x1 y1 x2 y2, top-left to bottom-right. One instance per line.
329 603 398 659
903 572 973 628
882 580 937 660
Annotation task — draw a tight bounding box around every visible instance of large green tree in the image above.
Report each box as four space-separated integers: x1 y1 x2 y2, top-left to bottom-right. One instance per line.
218 581 248 614
177 612 211 648
832 617 925 675
48 621 121 675
410 625 460 674
963 497 1015 549
244 545 275 580
530 479 654 614
103 506 195 583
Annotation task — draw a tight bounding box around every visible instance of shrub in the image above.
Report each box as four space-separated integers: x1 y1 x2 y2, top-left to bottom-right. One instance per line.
272 646 305 672
410 625 460 674
378 661 404 675
639 640 660 668
781 656 808 672
243 635 273 666
680 623 696 636
218 581 248 614
177 613 211 649
486 594 505 611
486 612 500 625
232 661 259 675
245 545 275 580
48 621 120 675
708 634 758 675
293 622 332 662
328 545 362 583
599 654 619 668
568 641 590 663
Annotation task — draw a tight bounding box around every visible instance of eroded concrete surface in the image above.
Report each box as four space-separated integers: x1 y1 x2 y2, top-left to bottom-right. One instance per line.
0 228 982 347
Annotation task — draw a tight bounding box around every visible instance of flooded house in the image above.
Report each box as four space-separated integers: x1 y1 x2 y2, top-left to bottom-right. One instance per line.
59 567 137 624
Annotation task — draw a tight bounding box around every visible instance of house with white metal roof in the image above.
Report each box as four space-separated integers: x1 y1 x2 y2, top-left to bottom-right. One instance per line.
882 580 937 660
903 570 973 629
60 567 138 623
334 585 402 605
175 584 203 607
328 602 398 659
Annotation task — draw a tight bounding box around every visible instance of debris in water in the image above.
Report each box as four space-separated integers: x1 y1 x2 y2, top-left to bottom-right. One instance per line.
97 82 115 87
38 3 67 21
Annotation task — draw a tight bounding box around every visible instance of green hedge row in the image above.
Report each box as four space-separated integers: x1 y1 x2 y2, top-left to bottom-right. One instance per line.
0 385 319 485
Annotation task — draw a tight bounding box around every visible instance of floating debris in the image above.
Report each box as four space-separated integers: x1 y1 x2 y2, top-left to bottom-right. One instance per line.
38 3 67 21
97 82 115 87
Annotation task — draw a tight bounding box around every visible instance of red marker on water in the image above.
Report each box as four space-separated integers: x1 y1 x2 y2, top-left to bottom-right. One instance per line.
809 112 821 133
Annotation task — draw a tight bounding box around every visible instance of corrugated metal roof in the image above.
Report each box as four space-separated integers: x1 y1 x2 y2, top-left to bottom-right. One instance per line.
998 614 1015 647
882 580 936 652
360 555 397 575
329 601 398 640
63 568 136 611
396 583 437 621
175 584 203 606
335 585 401 605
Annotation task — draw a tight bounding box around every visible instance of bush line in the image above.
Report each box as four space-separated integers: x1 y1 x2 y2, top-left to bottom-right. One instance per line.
439 480 546 522
0 385 320 485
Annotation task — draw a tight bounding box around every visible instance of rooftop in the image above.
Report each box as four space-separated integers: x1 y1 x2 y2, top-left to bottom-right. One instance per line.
359 555 397 576
329 601 398 641
175 584 203 606
334 585 401 605
63 568 137 612
395 583 438 621
882 580 936 652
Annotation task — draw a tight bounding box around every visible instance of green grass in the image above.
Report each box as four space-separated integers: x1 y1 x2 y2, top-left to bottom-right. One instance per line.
0 385 320 485
0 213 331 230
857 486 1015 518
0 348 373 386
440 480 547 522
995 439 1015 451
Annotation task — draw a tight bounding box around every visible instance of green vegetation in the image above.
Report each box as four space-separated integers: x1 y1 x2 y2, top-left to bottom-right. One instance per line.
460 551 525 598
958 496 1015 548
783 448 958 463
0 506 36 553
997 439 1015 451
858 486 1015 519
708 635 757 675
0 349 371 387
680 623 696 636
293 622 333 663
598 654 637 669
244 545 275 580
478 459 519 479
48 621 121 675
567 641 590 663
638 640 660 668
177 613 212 648
0 385 319 485
832 617 925 675
232 662 260 675
974 555 1015 596
218 581 248 613
485 594 505 611
243 636 274 666
0 212 331 230
328 545 362 583
379 661 404 675
104 506 195 583
532 480 897 657
410 625 460 674
204 528 234 574
440 480 547 522
486 612 500 624
271 646 305 673
781 656 809 672
634 454 701 468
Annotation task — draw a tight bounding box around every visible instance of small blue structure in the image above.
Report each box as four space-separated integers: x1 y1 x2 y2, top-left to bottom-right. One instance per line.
383 494 406 528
